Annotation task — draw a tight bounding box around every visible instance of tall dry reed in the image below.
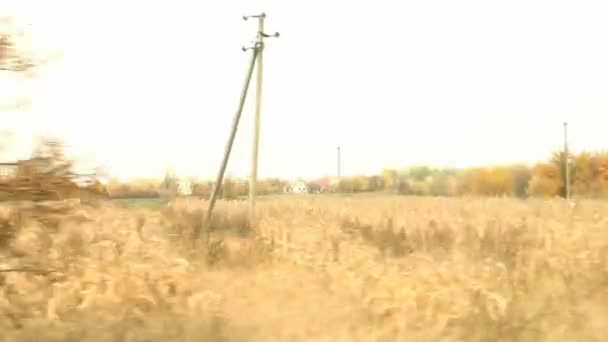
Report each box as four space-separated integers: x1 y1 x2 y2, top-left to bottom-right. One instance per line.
0 195 607 341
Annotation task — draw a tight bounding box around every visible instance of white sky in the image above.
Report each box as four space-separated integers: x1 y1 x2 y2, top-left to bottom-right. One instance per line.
1 0 607 181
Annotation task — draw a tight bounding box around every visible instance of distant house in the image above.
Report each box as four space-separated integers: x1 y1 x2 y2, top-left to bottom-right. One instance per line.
177 179 193 196
283 180 309 194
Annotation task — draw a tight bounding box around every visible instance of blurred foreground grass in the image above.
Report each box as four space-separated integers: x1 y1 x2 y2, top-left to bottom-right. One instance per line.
1 195 608 341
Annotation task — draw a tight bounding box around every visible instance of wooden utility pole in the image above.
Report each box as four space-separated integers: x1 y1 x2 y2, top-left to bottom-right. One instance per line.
564 122 571 200
192 44 258 242
248 13 279 228
337 146 341 178
193 13 279 243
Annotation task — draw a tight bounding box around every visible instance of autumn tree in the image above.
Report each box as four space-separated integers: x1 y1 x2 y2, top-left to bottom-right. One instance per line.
380 169 399 192
256 178 284 195
338 177 355 193
593 152 608 196
307 180 321 194
549 151 574 198
218 177 248 199
402 166 438 196
453 167 509 196
574 151 608 197
509 165 532 198
191 181 211 198
571 152 594 196
430 168 459 196
407 165 433 182
528 163 561 197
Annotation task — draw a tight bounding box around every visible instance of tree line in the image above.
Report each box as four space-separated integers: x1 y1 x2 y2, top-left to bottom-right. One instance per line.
106 177 287 200
107 150 608 200
338 150 608 198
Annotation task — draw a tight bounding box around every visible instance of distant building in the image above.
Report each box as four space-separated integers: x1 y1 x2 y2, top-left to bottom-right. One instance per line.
283 180 309 194
177 179 193 196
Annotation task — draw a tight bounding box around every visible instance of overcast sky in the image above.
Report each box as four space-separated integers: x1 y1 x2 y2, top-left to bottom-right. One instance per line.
1 0 607 181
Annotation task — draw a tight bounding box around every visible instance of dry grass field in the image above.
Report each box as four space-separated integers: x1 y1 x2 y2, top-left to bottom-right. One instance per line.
1 194 608 341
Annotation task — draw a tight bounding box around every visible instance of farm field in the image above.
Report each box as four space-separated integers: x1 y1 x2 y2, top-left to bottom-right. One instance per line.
111 197 164 209
2 194 608 341
110 194 300 210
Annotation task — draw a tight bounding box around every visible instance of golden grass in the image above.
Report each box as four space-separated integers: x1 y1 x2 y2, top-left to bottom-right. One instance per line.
1 194 608 341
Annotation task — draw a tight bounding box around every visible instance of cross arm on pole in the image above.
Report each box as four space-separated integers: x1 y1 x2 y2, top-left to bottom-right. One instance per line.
241 12 280 51
243 13 266 20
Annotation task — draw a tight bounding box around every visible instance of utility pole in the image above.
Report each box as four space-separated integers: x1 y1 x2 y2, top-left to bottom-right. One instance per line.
248 13 279 228
193 45 259 243
337 146 341 178
564 122 571 200
192 13 279 243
